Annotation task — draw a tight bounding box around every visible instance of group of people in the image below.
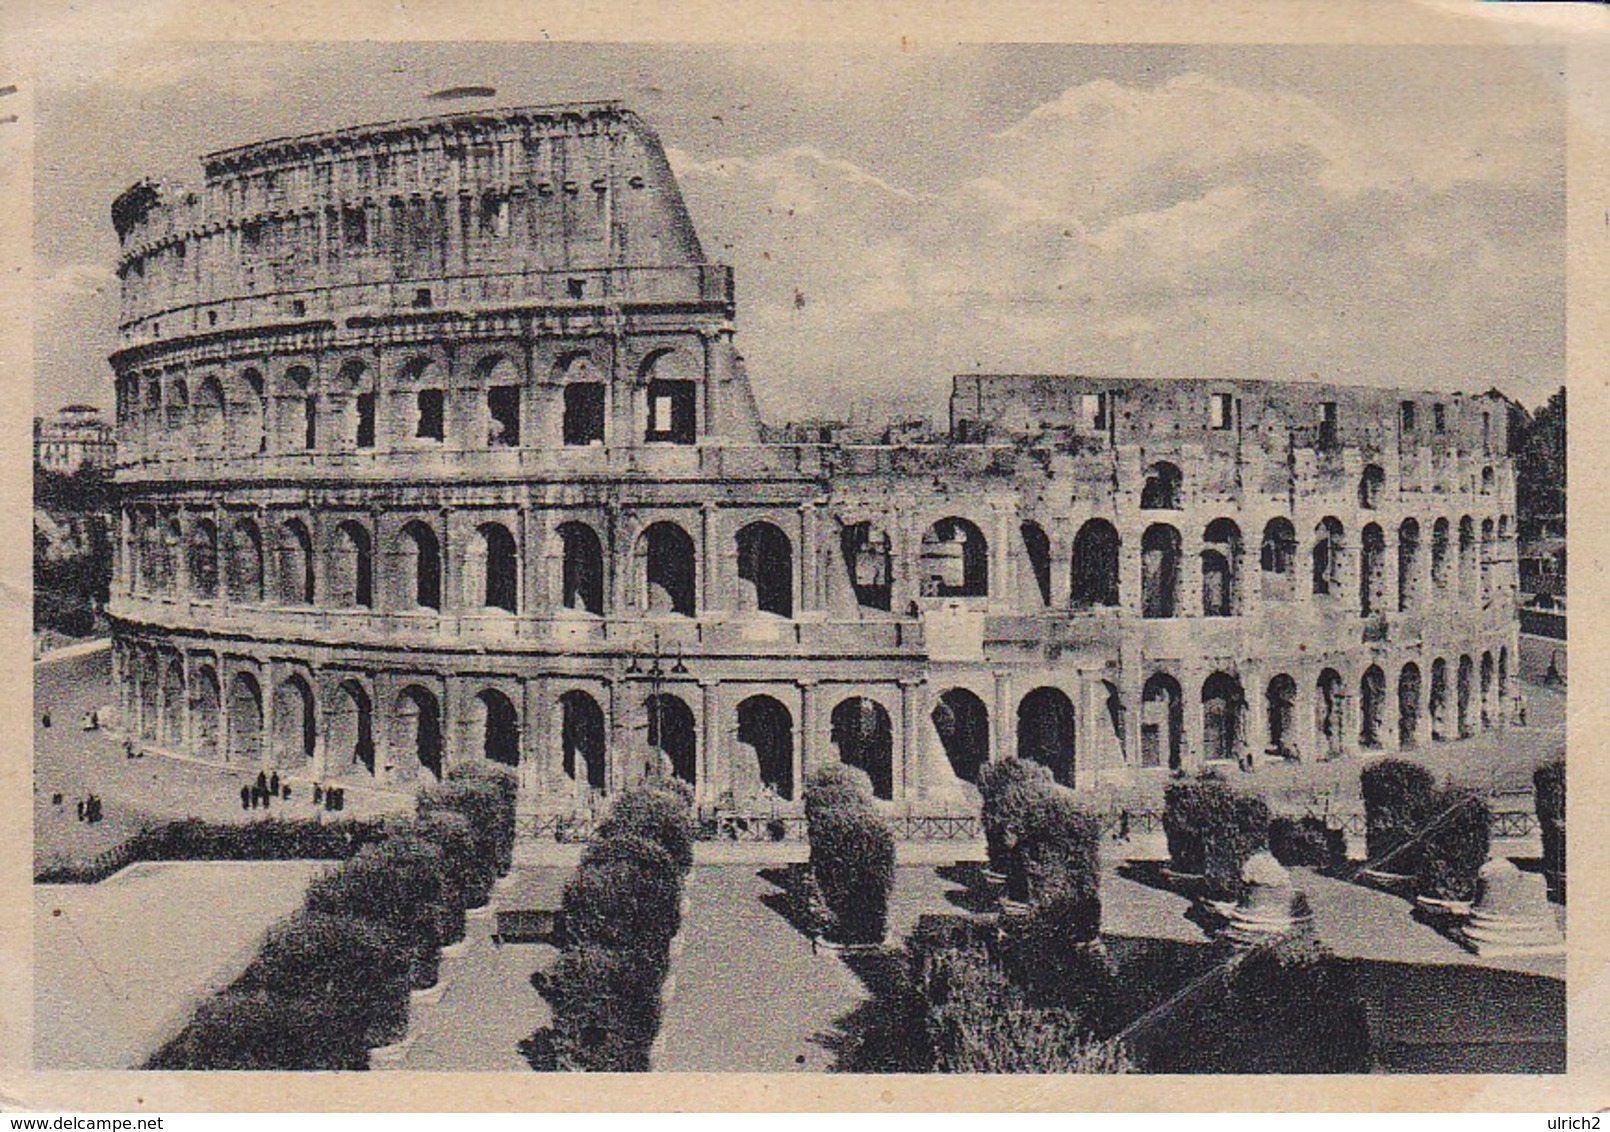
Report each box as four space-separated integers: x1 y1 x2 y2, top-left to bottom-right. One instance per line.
76 794 104 824
240 770 288 811
238 770 347 813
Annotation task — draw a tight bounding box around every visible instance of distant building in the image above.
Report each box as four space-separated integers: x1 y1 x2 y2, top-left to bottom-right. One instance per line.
35 405 116 474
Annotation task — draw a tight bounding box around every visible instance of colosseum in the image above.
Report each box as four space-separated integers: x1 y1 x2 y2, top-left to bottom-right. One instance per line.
106 102 1521 825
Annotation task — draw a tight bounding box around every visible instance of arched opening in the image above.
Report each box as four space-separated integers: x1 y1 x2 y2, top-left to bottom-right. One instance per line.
160 658 185 749
1482 465 1495 494
1265 674 1298 760
1201 518 1243 617
188 519 218 599
1358 464 1385 510
191 666 220 762
1431 518 1451 593
195 375 226 450
932 688 990 785
1202 672 1246 764
1141 523 1182 618
400 521 442 610
1317 668 1346 760
330 521 373 608
1312 517 1346 598
1360 523 1387 616
639 521 696 616
166 379 189 434
1480 518 1495 608
477 688 521 768
392 686 443 782
920 517 989 598
645 693 696 788
641 350 698 444
1458 516 1476 601
1359 665 1386 750
1398 663 1422 749
225 518 264 603
1141 673 1183 771
272 676 316 771
1456 655 1474 739
560 690 607 792
480 356 522 447
1430 658 1450 741
1018 686 1077 785
275 519 314 606
234 368 266 455
478 522 519 613
1260 517 1297 601
736 521 794 617
400 357 446 444
1019 522 1052 607
840 522 892 611
736 695 795 801
558 521 604 615
137 652 158 741
328 680 375 776
1141 462 1183 510
1480 651 1495 731
560 355 607 446
1070 518 1120 608
1397 519 1421 612
831 697 894 801
227 672 263 766
278 366 315 452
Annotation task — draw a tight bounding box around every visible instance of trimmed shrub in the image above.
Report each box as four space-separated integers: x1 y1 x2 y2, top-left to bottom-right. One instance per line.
924 944 1130 1073
305 833 447 988
146 988 372 1070
415 810 480 939
542 943 668 1072
978 758 1055 877
595 784 696 874
1414 788 1491 902
1534 759 1566 901
235 910 410 1050
562 833 681 955
38 817 391 883
446 763 518 874
803 762 876 826
1360 758 1437 873
418 780 502 896
1163 774 1269 900
809 805 897 945
1268 815 1345 870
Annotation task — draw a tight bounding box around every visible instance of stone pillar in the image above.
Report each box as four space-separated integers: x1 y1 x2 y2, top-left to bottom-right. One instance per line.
260 661 276 772
992 670 1015 764
1181 662 1205 771
1242 662 1266 768
898 679 920 803
796 679 816 792
1076 675 1097 792
800 501 818 613
1050 520 1073 609
700 680 720 806
522 677 548 809
700 503 716 615
606 680 626 796
1381 673 1401 753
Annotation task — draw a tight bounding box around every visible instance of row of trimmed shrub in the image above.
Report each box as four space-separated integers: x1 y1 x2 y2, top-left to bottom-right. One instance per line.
536 779 695 1072
146 765 516 1070
803 765 897 945
35 816 394 884
978 759 1103 933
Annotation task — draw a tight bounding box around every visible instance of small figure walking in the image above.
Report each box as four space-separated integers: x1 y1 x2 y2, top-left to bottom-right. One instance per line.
76 799 85 822
240 784 252 811
313 783 323 806
41 712 51 729
256 769 268 794
1118 808 1131 843
269 771 280 797
124 739 137 761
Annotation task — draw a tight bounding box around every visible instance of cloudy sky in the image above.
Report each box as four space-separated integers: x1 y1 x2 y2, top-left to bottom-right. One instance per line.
32 42 1565 421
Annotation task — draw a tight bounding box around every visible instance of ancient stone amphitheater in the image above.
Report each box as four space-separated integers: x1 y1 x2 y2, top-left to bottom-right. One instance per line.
107 102 1520 823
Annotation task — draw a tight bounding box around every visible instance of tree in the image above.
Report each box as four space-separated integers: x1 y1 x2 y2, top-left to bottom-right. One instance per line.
1515 387 1565 539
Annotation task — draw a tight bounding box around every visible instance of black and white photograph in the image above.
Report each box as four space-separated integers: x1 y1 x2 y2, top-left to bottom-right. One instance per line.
14 17 1596 1105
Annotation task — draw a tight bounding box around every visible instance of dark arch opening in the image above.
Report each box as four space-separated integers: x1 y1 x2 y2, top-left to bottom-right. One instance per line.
920 517 989 598
1141 524 1181 618
478 688 520 767
559 521 605 615
932 688 990 785
736 521 794 617
1266 674 1297 760
1017 686 1076 786
1071 519 1120 608
646 693 697 787
641 522 697 616
394 686 444 782
831 697 894 801
1020 522 1052 607
736 695 795 801
479 523 518 612
401 521 442 610
560 690 607 792
1141 673 1183 771
1141 462 1183 510
1202 672 1246 764
1360 665 1386 749
1398 663 1422 749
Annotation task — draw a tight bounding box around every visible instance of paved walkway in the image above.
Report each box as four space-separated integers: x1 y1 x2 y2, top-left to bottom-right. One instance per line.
34 859 323 1068
397 869 567 1071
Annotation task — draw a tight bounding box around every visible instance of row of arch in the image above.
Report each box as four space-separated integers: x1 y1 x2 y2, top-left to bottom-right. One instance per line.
124 502 1513 622
1137 460 1502 514
116 347 703 457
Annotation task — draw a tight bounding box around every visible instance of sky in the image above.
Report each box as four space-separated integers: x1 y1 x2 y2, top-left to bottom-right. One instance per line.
31 42 1566 422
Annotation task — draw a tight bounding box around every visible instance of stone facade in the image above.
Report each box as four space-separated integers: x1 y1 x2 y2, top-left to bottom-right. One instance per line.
107 102 1520 817
36 405 116 474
